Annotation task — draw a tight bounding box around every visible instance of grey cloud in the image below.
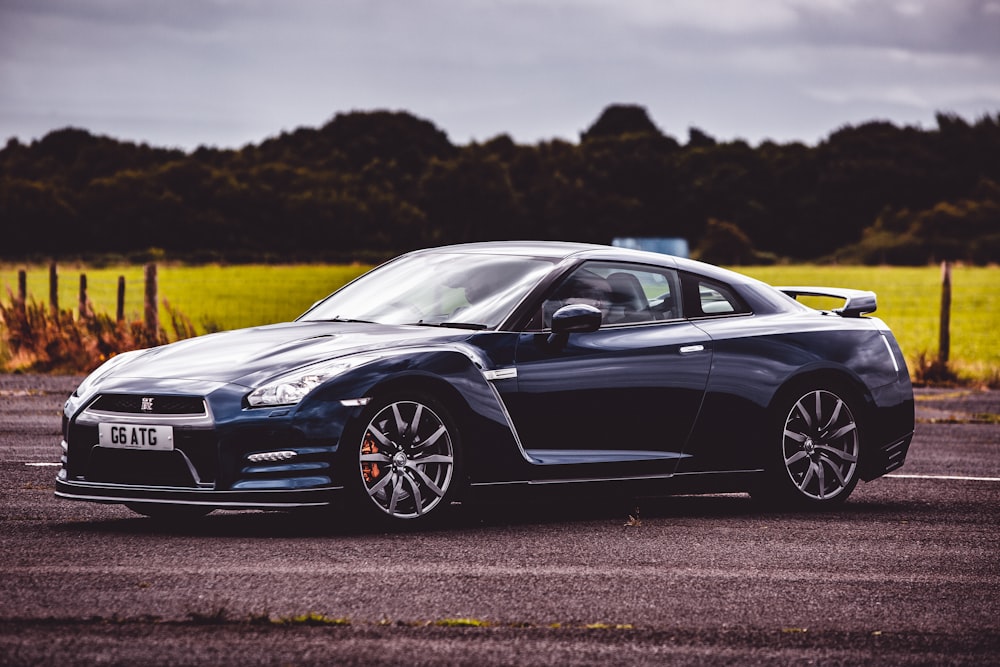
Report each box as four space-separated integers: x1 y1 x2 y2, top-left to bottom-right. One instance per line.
0 0 997 149
791 0 1000 55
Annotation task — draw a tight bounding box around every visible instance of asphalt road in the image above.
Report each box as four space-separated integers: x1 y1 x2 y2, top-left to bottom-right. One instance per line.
1 375 998 666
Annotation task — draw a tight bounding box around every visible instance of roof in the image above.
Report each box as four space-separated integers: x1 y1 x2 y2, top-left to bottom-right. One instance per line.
416 241 758 286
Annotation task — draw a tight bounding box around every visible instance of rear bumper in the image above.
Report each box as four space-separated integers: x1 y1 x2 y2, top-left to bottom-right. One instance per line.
54 478 341 510
860 432 913 481
861 369 914 481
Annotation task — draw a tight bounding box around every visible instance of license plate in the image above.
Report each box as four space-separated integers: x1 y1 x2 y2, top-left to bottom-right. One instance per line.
98 423 174 451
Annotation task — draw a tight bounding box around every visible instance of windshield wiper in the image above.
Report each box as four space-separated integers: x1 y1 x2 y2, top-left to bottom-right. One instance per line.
412 322 488 330
324 316 374 324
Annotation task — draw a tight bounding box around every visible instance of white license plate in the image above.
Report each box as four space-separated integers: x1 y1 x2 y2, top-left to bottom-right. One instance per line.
98 423 174 451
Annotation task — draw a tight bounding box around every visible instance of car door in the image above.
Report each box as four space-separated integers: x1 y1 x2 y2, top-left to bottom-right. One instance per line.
499 261 712 469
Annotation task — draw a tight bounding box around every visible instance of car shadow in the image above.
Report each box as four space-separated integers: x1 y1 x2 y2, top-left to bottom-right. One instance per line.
46 489 915 538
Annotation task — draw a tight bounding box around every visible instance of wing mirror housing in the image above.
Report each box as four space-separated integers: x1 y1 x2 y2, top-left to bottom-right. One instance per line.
551 304 602 335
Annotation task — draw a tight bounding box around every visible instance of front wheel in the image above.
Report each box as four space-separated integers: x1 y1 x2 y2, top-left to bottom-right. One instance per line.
345 394 463 524
753 387 862 509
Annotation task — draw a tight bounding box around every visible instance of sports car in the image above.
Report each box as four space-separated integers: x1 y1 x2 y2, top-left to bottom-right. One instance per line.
56 242 914 523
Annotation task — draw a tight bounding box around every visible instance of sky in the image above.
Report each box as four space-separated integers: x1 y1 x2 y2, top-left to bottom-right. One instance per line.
1 0 999 151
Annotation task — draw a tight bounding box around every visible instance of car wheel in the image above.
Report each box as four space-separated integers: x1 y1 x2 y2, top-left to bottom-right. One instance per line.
126 503 213 520
347 394 462 523
755 386 862 508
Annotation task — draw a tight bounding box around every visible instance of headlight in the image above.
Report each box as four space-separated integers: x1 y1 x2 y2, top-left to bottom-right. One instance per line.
73 349 145 398
247 355 376 407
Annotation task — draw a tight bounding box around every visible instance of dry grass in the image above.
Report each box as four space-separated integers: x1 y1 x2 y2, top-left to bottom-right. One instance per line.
0 293 195 374
910 350 961 387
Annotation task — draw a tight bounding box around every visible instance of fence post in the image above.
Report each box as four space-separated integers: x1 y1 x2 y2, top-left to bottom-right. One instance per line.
117 276 126 323
16 269 27 316
49 262 58 317
938 260 951 365
78 273 89 319
17 269 26 304
144 263 159 339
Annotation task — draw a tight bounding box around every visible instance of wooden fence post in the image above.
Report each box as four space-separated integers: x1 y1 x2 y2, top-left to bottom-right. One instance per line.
144 263 159 339
938 260 951 365
16 269 27 316
117 276 126 323
48 262 58 317
78 274 89 319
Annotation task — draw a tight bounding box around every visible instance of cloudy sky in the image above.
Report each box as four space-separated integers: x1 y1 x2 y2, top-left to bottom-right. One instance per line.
2 0 999 150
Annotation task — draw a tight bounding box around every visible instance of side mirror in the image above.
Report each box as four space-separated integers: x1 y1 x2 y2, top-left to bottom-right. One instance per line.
551 303 602 335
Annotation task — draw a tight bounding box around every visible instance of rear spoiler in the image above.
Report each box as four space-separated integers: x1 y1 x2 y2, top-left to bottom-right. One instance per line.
777 286 877 318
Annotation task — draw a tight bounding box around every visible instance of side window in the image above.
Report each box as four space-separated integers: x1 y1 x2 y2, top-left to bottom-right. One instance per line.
531 261 680 329
699 284 736 314
681 273 750 318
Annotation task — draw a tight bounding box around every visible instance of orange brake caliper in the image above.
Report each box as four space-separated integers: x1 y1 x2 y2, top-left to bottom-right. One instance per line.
361 432 382 483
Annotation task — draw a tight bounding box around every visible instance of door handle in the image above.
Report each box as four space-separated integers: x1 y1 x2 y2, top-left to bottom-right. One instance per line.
679 344 705 354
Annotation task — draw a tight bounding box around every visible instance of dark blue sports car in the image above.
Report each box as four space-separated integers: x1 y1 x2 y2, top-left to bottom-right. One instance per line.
56 242 914 523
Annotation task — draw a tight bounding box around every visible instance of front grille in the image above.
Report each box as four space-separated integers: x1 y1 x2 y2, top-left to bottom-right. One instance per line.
67 423 219 485
86 448 200 487
90 394 206 415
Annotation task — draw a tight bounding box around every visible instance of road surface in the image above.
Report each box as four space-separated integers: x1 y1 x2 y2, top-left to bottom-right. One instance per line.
1 375 997 665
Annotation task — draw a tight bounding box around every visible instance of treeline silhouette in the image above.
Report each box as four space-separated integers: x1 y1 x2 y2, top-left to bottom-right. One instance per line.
2 105 998 265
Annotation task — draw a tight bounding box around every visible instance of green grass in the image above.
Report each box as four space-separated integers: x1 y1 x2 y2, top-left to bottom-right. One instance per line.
2 262 997 384
433 617 491 627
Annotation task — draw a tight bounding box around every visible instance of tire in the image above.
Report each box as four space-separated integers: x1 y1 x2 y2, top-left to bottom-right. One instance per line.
126 503 213 520
753 385 862 509
344 393 463 524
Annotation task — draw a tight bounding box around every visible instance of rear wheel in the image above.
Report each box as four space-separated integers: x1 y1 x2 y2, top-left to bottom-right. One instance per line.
345 394 463 524
754 386 862 509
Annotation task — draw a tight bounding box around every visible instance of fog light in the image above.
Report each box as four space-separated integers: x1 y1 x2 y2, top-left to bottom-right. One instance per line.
247 450 298 463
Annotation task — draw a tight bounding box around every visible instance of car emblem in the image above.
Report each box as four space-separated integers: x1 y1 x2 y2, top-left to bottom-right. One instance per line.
140 397 155 413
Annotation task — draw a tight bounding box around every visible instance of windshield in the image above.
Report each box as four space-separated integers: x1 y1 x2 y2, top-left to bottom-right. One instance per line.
300 252 555 329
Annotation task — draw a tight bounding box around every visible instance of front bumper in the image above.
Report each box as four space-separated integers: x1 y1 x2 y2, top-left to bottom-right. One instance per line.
55 477 341 509
57 378 360 511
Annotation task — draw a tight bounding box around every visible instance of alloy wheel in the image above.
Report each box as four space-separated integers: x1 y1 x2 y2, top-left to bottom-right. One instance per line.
781 389 860 501
358 400 455 519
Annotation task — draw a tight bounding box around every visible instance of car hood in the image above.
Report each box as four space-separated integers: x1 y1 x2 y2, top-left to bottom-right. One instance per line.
104 321 470 387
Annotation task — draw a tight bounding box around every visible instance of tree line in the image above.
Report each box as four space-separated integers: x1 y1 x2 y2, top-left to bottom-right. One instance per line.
1 105 998 265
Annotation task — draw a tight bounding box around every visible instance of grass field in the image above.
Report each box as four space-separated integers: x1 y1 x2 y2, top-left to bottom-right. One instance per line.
0 263 373 334
1 262 997 384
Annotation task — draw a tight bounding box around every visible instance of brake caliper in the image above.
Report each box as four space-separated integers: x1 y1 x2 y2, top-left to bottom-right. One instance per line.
361 432 382 483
